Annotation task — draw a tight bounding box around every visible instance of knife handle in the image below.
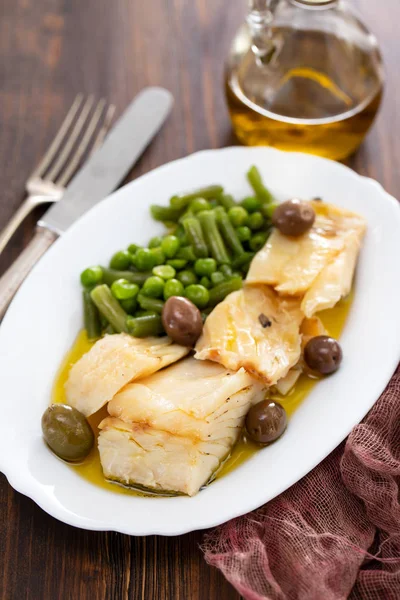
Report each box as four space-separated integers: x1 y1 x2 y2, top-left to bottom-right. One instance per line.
0 227 57 320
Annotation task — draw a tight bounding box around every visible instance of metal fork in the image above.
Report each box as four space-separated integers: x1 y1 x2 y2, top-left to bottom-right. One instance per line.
0 95 115 255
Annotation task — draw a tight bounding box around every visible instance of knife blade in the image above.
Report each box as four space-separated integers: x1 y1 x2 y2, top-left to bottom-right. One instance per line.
0 87 173 320
39 86 173 234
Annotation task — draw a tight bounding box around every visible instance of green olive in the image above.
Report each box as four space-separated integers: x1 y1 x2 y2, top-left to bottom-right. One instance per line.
41 404 94 462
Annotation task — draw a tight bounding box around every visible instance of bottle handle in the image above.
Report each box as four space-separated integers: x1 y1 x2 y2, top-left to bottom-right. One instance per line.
247 0 280 64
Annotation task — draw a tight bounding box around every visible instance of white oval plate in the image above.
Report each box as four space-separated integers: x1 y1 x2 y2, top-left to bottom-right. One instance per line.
1 147 400 536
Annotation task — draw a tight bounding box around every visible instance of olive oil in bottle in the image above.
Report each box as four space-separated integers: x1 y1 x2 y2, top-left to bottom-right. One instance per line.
225 0 384 160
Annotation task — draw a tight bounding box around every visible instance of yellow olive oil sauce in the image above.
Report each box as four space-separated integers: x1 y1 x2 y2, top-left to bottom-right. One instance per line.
52 291 353 495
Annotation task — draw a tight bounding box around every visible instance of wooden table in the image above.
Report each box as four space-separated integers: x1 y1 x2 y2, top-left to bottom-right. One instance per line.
0 1 398 598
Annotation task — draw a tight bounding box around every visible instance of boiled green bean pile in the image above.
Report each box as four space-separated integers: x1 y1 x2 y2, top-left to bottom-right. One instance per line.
80 165 277 339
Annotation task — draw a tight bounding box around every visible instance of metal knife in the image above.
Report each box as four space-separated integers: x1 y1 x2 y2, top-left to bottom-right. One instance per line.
0 87 173 320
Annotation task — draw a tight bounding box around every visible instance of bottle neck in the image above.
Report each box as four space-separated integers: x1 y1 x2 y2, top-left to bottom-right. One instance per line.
289 0 339 8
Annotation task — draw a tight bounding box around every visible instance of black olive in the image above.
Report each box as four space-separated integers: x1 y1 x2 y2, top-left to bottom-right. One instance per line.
304 335 343 375
245 400 287 444
272 199 315 237
162 296 203 347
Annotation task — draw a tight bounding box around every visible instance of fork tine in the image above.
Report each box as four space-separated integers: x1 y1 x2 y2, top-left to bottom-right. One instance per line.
91 104 116 153
31 94 84 179
56 98 107 188
45 95 95 183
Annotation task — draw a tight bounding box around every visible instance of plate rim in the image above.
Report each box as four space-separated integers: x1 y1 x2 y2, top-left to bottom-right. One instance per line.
1 145 400 536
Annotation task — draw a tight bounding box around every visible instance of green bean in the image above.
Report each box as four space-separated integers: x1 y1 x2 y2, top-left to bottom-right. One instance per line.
102 267 151 286
137 293 165 314
80 266 103 288
127 314 164 338
214 207 245 257
151 205 182 222
219 194 236 210
260 202 279 220
232 252 255 270
170 185 224 210
197 210 230 264
167 259 187 269
109 250 132 270
91 285 129 333
220 264 233 277
182 218 208 258
208 277 243 307
103 324 115 336
178 208 195 224
176 245 197 262
135 310 158 318
83 291 101 340
247 165 275 204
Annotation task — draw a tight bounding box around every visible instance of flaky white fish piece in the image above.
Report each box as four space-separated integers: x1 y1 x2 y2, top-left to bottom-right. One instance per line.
195 285 303 385
98 358 264 496
65 334 189 417
246 202 366 313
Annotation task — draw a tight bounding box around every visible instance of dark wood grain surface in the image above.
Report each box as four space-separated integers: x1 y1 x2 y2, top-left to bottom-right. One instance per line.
0 1 398 598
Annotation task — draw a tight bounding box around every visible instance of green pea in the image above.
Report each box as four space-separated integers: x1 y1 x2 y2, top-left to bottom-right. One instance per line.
211 271 225 286
153 265 176 280
200 276 211 289
149 247 166 266
167 259 187 269
129 244 142 255
142 276 165 298
120 297 137 314
148 236 163 249
194 258 217 277
80 266 103 288
164 278 185 300
177 270 198 287
184 284 210 309
135 248 158 271
241 196 261 213
109 250 132 270
161 235 180 258
190 198 212 213
250 232 269 252
236 226 251 242
111 279 140 300
220 264 233 277
228 206 248 227
248 211 264 231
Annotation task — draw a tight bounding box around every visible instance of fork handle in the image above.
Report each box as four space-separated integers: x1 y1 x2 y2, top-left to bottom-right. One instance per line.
0 196 41 256
0 227 57 320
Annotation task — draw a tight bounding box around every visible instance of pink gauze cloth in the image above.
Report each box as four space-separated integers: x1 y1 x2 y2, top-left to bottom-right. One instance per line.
203 365 400 600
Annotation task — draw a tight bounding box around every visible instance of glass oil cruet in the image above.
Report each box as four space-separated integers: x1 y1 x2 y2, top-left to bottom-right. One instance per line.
225 0 384 160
